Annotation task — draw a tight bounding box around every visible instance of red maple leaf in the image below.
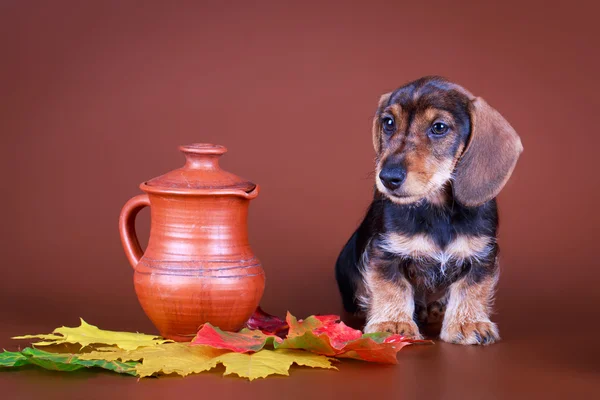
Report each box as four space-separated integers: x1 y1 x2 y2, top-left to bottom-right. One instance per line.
191 323 282 353
244 307 289 336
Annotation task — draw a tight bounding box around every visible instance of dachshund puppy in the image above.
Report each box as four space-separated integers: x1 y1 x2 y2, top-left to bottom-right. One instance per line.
335 76 522 345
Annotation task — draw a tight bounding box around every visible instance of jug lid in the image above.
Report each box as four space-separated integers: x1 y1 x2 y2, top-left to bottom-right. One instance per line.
141 143 256 195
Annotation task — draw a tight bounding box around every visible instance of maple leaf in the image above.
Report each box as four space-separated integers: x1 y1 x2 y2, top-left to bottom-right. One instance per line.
191 323 282 352
275 312 430 363
12 318 172 350
312 321 362 348
0 350 29 367
244 307 288 335
79 343 335 380
80 342 228 378
286 313 329 335
276 314 341 356
337 332 420 364
0 348 138 374
217 349 337 381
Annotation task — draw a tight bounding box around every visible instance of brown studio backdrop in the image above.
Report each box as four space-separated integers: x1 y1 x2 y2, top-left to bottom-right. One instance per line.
0 0 599 383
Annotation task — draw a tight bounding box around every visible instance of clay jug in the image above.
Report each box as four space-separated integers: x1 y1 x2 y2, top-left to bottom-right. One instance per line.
119 143 264 341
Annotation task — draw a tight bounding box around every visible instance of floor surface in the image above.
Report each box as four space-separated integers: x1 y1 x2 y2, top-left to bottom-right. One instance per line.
1 295 598 400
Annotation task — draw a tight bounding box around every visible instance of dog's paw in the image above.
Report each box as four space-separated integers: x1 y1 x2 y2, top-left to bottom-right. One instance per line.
364 320 423 339
440 321 499 345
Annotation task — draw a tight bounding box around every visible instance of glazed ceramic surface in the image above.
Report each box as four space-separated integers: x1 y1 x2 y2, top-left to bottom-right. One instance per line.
119 144 264 341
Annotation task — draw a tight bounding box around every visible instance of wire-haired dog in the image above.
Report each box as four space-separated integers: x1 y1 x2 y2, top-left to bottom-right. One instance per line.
335 76 523 345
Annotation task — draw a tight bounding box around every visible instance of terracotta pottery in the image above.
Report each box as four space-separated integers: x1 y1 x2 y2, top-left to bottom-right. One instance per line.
119 143 264 341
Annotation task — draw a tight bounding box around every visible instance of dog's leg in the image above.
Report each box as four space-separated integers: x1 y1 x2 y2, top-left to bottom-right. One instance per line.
440 272 500 345
362 255 423 339
335 230 364 313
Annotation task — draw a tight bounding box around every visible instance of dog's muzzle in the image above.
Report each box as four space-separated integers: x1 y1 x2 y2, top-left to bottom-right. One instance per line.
379 163 407 191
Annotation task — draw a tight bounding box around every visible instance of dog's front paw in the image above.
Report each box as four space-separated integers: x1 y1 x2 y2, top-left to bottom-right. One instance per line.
440 321 499 345
364 320 423 339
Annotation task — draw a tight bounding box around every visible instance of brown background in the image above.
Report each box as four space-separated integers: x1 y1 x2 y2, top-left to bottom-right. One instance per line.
1 0 599 398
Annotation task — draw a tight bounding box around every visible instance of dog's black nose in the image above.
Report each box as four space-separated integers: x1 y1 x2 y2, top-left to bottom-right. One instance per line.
379 166 406 190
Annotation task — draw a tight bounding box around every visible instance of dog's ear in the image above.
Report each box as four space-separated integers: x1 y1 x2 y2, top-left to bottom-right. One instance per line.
372 92 392 154
453 97 523 207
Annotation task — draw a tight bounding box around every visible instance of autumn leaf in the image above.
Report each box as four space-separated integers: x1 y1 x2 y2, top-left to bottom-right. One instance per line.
300 315 362 348
191 323 282 353
311 315 342 326
286 313 333 337
0 348 138 375
80 342 228 378
276 314 340 356
0 350 29 367
336 332 421 364
217 349 336 381
275 312 430 363
12 318 172 350
79 343 335 380
244 307 288 335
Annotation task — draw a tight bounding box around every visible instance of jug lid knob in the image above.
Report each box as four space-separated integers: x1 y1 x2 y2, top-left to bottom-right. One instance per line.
180 143 227 169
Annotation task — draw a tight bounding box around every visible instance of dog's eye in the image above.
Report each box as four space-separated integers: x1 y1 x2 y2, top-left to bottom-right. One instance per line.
381 116 395 134
431 122 449 136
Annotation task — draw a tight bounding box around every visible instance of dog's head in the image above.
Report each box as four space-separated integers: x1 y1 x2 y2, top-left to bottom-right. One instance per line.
372 76 523 207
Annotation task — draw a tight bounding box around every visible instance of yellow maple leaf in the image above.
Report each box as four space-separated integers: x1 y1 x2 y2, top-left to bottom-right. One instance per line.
217 349 337 381
79 344 336 380
80 343 228 377
12 319 172 351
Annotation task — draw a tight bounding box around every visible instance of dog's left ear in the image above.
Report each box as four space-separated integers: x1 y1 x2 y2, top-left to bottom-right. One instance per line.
372 92 392 154
453 97 523 207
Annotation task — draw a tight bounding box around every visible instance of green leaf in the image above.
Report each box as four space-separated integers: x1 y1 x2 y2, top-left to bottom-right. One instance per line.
0 348 138 375
0 350 29 367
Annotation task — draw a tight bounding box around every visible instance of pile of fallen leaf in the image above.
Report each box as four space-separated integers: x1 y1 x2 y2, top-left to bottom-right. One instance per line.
0 308 430 380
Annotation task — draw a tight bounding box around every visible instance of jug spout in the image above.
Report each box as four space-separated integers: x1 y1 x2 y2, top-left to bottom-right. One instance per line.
242 184 259 200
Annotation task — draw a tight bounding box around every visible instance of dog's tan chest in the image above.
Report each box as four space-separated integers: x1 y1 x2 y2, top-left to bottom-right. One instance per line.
381 232 494 269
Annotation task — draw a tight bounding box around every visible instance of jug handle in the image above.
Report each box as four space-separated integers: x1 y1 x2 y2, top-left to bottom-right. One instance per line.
119 194 150 269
